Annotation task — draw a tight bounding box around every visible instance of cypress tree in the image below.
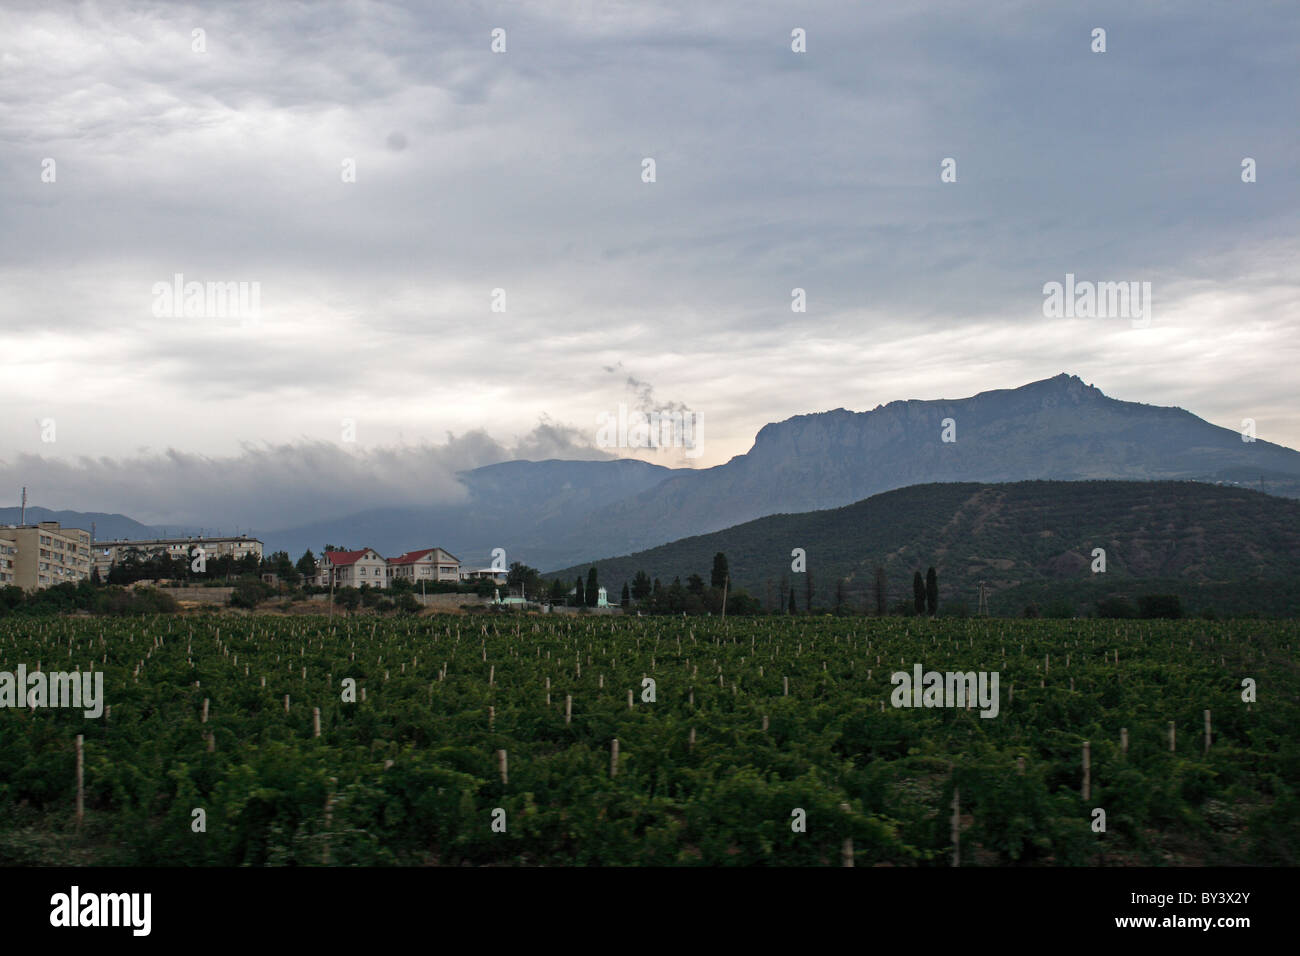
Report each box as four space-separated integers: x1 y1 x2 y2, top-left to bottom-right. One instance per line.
711 552 730 589
925 566 938 616
913 571 925 615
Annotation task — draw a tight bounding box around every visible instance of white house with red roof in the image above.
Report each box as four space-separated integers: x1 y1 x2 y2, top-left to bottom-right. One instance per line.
315 548 388 588
386 547 460 584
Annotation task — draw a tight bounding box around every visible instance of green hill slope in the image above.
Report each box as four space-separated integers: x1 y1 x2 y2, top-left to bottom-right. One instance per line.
551 480 1300 616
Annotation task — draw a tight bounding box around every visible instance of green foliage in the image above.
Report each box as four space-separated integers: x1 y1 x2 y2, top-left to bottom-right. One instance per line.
229 581 268 609
1042 599 1076 619
507 562 544 599
1138 594 1183 619
1096 596 1136 619
547 481 1300 617
0 615 1294 867
710 552 729 589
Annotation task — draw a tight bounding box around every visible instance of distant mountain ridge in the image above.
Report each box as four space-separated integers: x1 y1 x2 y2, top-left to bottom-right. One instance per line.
552 374 1300 564
261 458 678 568
259 374 1300 567
0 507 161 541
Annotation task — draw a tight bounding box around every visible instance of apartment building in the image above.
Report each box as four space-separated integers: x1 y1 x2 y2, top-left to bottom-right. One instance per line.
94 535 263 578
314 548 388 588
386 548 461 585
0 540 16 586
0 521 93 591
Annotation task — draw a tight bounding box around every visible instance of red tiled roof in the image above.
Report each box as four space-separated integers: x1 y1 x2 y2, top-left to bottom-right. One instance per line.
322 549 374 567
388 548 435 566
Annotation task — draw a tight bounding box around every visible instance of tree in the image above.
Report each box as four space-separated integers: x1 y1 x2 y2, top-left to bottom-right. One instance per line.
297 549 317 580
874 566 888 616
264 550 298 586
620 582 630 607
711 552 729 589
574 576 585 607
586 567 599 607
508 562 543 599
631 571 651 602
686 573 706 595
548 578 567 605
668 576 686 613
925 566 938 616
913 571 926 615
1138 594 1183 619
788 589 797 615
727 590 763 615
1096 596 1136 619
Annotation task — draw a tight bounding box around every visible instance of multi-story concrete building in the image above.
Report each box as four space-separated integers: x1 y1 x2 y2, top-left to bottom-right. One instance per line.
0 540 16 587
314 548 388 588
386 548 460 585
93 535 263 578
0 521 93 591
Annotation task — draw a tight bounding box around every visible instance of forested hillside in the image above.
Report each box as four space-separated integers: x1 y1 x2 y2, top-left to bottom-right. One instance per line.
551 481 1300 616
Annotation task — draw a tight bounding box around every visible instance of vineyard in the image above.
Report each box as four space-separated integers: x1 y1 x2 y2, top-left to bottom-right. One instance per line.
0 613 1296 866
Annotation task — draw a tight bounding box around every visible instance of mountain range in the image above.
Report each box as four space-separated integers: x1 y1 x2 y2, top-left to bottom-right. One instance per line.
11 374 1300 574
0 507 160 541
261 373 1300 568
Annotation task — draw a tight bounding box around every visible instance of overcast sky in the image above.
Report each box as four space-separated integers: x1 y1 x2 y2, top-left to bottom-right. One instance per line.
1 0 1297 530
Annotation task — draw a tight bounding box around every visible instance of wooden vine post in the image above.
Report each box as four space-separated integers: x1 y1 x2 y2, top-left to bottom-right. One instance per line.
950 786 960 867
840 802 854 867
75 734 84 829
1082 741 1091 801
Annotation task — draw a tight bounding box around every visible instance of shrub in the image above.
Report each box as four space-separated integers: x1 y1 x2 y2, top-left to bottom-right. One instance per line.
1096 596 1136 619
1137 594 1183 619
229 583 263 609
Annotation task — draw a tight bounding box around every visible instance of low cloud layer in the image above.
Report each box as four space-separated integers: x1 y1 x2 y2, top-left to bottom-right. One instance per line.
0 421 611 531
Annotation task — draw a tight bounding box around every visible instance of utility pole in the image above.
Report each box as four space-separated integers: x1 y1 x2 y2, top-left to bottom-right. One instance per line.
328 560 335 621
20 486 26 525
721 575 729 620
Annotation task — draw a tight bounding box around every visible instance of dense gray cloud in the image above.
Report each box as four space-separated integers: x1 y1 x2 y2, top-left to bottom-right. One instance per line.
0 420 610 529
0 0 1296 527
